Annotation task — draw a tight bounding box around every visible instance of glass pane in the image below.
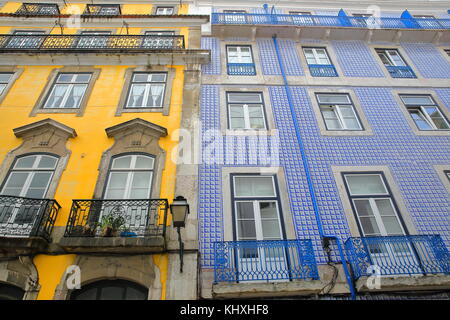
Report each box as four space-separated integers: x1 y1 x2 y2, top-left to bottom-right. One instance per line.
345 174 387 195
28 172 51 188
410 111 433 130
133 74 150 82
112 156 132 169
129 188 150 199
149 73 166 82
127 84 146 107
353 199 375 217
99 286 124 300
237 220 256 239
25 188 46 198
57 74 75 82
248 106 263 118
135 156 154 169
400 95 434 105
38 156 57 169
228 93 262 103
230 118 245 129
342 117 361 130
325 119 341 130
131 172 152 189
249 117 265 129
381 216 403 235
146 84 164 107
234 177 275 197
359 216 381 235
125 287 146 300
230 106 244 117
73 288 97 300
0 73 12 82
43 84 69 108
107 172 128 188
63 84 87 108
4 172 28 189
261 220 281 239
236 202 254 219
375 199 396 216
259 202 278 219
14 156 37 169
317 94 350 104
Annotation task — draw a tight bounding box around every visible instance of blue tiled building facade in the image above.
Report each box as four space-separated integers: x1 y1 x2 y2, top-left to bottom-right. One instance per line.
197 1 450 299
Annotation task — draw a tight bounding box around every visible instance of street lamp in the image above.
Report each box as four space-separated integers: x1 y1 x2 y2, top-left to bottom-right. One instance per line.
169 196 190 272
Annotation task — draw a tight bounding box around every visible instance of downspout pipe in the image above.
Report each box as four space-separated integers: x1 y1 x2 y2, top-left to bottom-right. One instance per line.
271 35 357 300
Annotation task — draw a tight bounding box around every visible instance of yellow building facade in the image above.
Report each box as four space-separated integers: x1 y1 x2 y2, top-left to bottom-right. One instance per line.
0 1 208 300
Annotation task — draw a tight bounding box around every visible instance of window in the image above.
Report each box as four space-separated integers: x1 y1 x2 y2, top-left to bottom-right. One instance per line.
445 170 450 181
77 31 111 48
226 45 256 75
413 15 443 29
223 10 247 23
376 49 416 78
0 154 58 199
43 73 91 109
85 4 121 15
289 11 314 25
0 73 13 95
104 154 154 199
227 92 267 130
303 47 338 77
316 93 362 130
343 173 406 237
125 73 166 108
445 49 450 57
0 284 24 300
155 7 174 15
70 280 148 300
232 175 283 242
400 95 449 130
142 31 175 48
352 13 372 27
6 31 45 49
16 3 59 15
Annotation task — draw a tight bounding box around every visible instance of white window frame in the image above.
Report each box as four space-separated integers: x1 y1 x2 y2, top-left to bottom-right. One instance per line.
316 93 363 131
400 95 450 131
227 92 267 130
303 47 331 65
43 73 91 109
104 154 155 200
155 7 174 15
226 45 254 64
125 73 167 109
0 73 13 96
343 173 406 237
376 49 407 67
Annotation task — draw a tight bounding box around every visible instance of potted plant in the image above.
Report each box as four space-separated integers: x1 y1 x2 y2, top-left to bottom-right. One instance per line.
99 214 126 237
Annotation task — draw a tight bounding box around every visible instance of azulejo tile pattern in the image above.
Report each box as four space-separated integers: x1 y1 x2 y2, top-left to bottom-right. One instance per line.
401 43 450 79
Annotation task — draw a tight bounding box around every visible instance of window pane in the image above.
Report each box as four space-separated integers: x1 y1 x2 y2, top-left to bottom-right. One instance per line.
28 172 51 188
14 156 37 169
146 84 164 107
410 110 433 130
127 84 146 107
228 93 261 103
37 156 57 169
112 156 132 169
317 94 351 104
400 95 434 105
381 216 403 235
131 172 152 189
0 73 12 83
238 220 256 239
63 84 87 108
346 174 387 195
353 199 375 217
43 84 69 108
2 172 28 191
375 199 396 216
99 286 124 300
261 220 281 239
230 118 245 129
230 106 244 117
236 202 254 219
107 172 128 189
135 156 154 169
234 176 275 197
259 202 278 219
249 117 265 129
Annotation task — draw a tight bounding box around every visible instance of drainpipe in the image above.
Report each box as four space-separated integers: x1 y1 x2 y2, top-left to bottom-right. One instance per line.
271 35 357 300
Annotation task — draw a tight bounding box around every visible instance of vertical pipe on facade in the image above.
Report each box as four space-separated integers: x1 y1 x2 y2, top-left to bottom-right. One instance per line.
271 35 357 300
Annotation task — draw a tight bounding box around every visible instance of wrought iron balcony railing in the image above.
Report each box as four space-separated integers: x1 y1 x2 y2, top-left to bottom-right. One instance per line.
0 195 60 241
214 239 319 283
308 64 338 77
15 3 60 15
212 13 450 30
345 235 450 279
386 65 417 78
64 199 169 238
227 63 256 76
0 34 185 52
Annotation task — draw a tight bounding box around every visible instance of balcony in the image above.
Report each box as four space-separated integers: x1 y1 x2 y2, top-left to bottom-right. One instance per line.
0 34 185 53
212 12 450 30
214 239 319 283
386 65 417 79
0 195 60 257
60 199 168 253
345 235 450 280
308 64 338 77
14 3 60 16
227 63 256 76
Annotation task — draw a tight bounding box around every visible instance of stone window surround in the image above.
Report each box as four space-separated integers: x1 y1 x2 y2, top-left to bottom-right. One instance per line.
297 43 344 79
219 86 277 136
0 66 23 106
434 165 450 195
115 66 176 116
307 87 374 136
0 257 40 300
0 118 76 200
391 88 450 136
331 165 418 237
369 44 422 80
153 4 179 15
221 166 296 242
30 66 101 117
92 119 167 200
220 40 264 83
